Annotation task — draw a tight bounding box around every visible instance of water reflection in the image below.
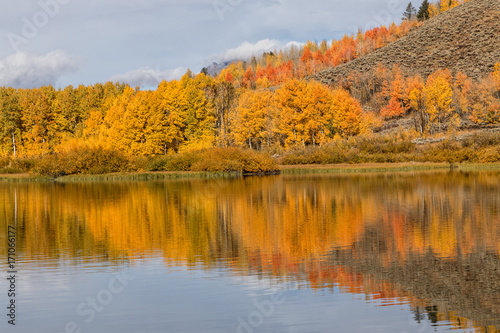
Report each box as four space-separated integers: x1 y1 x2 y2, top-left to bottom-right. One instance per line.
0 171 499 332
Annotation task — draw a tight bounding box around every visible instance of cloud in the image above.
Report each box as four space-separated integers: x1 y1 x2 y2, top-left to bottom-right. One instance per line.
0 50 80 88
108 67 187 88
210 39 304 63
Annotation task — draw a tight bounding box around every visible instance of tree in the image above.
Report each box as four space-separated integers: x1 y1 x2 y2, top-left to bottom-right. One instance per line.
328 88 364 137
402 2 417 21
274 79 310 146
232 90 272 149
380 67 406 119
492 63 500 98
19 87 56 156
300 47 313 75
0 88 22 157
117 91 168 155
180 74 216 151
417 0 430 21
205 75 236 147
423 69 455 133
406 75 426 135
428 2 440 18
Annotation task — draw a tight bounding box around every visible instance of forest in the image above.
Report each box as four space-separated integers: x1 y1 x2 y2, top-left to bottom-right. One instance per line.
1 0 499 176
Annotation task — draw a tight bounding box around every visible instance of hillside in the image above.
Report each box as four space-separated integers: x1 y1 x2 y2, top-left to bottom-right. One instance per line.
313 0 500 84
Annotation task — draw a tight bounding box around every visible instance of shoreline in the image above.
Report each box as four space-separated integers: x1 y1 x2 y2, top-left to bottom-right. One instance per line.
1 162 500 182
279 162 500 174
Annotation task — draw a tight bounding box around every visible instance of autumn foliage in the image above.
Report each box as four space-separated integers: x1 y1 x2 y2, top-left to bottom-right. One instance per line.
0 10 499 171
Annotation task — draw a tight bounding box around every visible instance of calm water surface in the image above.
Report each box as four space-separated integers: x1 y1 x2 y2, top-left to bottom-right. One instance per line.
0 171 499 333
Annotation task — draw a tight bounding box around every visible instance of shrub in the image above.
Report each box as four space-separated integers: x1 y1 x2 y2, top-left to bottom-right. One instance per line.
33 146 132 178
146 148 278 174
0 157 36 174
0 166 24 174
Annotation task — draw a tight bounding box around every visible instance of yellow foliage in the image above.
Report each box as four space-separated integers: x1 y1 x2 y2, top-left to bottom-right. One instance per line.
423 69 454 133
232 89 273 149
328 88 365 137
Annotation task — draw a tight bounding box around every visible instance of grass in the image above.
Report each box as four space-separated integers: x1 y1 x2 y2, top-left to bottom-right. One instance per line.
280 162 500 175
0 174 51 182
3 162 499 183
55 171 246 182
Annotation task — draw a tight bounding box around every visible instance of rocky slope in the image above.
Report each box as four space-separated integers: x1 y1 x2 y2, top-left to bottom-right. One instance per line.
313 0 500 84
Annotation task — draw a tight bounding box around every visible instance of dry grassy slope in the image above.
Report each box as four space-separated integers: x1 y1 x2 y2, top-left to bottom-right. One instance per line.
313 0 500 84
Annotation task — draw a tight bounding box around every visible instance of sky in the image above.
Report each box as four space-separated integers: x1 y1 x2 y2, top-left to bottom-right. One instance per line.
0 0 424 89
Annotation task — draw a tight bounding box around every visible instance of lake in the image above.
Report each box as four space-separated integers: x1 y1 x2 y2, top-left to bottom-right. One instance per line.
1 171 499 333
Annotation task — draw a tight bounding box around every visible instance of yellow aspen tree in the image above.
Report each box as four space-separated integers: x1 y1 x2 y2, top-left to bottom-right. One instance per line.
406 75 426 135
117 90 171 156
469 66 500 124
492 63 500 97
428 3 440 17
439 0 450 12
0 88 22 157
274 79 310 146
327 88 364 137
232 90 272 149
204 76 236 147
100 86 136 150
156 80 188 153
448 0 460 10
423 69 454 133
19 87 55 156
303 81 332 145
452 72 473 117
180 74 216 151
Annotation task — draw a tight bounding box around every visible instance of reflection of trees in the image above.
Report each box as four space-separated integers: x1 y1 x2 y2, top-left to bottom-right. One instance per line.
0 171 499 330
329 232 500 330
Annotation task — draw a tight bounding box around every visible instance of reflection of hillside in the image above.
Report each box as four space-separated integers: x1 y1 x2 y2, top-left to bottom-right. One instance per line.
0 171 499 330
329 233 500 330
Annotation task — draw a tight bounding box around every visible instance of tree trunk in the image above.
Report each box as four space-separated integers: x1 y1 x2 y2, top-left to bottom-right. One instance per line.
12 132 16 158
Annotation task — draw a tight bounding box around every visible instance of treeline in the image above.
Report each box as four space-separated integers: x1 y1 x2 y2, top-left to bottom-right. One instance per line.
342 65 500 134
211 19 421 89
2 64 498 161
0 73 374 158
428 0 471 17
214 0 470 88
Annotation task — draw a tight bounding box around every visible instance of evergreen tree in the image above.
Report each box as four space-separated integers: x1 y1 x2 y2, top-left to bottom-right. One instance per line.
402 2 417 21
417 0 430 21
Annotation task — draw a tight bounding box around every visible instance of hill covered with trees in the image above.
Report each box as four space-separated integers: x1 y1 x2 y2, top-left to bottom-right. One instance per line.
312 0 500 82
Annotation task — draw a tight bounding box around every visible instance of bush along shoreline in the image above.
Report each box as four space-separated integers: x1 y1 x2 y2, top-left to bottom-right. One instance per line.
0 147 280 179
1 132 500 181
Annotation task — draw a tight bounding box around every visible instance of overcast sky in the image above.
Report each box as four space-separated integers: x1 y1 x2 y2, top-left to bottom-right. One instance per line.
0 0 423 89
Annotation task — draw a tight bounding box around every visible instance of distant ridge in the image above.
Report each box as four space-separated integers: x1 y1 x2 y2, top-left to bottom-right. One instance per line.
201 61 231 77
312 0 500 84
